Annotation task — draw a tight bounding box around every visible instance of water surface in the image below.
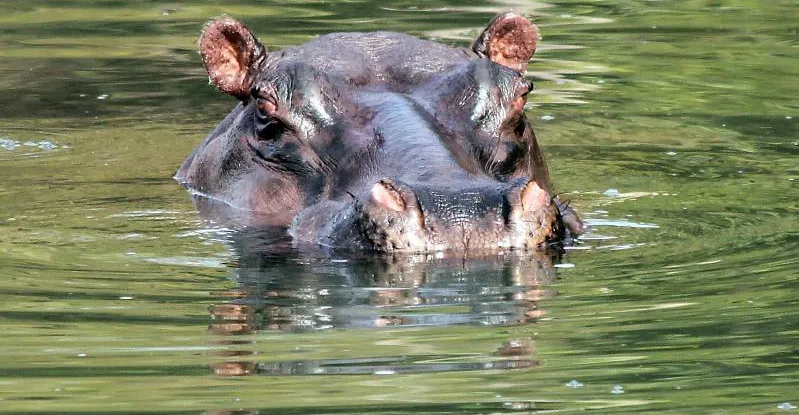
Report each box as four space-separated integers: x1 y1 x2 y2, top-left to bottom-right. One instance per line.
0 0 797 414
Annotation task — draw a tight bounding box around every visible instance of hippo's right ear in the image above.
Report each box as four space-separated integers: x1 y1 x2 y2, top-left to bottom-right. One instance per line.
200 17 267 100
472 13 539 73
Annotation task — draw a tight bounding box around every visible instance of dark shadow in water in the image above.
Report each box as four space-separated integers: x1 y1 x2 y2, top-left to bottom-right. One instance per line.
201 216 561 378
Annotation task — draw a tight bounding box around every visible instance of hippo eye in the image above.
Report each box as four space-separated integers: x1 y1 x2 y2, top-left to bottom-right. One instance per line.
510 79 533 114
523 79 534 93
514 79 533 98
255 96 278 118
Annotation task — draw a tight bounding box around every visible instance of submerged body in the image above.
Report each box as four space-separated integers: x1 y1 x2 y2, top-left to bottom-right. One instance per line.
176 13 582 252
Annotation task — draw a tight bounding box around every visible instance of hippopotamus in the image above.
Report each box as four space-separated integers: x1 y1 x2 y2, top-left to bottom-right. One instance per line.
175 13 583 252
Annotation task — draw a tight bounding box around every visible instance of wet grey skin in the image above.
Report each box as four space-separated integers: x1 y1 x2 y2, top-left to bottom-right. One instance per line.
175 13 583 253
290 177 561 253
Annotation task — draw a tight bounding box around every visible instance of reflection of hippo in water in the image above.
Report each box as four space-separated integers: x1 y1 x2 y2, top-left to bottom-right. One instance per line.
206 228 555 377
209 228 557 333
176 13 583 252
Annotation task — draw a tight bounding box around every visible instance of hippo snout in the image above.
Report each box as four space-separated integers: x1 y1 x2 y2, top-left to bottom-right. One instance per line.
353 178 558 252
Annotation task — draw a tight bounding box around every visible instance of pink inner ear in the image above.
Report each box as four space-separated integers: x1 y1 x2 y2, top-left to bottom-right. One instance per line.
199 17 264 98
486 14 539 73
521 182 550 212
371 182 406 212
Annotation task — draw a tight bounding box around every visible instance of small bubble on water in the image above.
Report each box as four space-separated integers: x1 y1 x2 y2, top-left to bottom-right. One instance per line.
119 296 134 300
611 385 625 394
79 93 87 97
97 94 109 100
77 353 87 357
786 116 793 120
566 380 584 388
23 141 37 147
554 263 575 268
0 138 19 151
778 402 797 411
597 79 605 84
603 188 620 197
666 151 677 156
374 370 396 375
559 13 572 18
37 141 57 150
541 115 555 121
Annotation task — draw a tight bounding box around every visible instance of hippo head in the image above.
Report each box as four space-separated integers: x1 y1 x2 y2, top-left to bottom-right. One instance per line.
175 13 582 252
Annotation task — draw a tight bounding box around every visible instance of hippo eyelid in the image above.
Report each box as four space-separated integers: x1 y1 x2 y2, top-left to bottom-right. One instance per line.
514 79 533 97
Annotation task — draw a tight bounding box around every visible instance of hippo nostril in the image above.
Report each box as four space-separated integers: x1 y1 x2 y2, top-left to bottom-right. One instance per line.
520 181 550 212
371 180 406 212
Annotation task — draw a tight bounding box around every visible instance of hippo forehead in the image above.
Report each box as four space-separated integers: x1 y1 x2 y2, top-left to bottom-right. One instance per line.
261 32 474 89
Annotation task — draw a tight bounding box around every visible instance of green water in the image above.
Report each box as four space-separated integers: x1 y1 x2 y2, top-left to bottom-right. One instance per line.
0 0 796 413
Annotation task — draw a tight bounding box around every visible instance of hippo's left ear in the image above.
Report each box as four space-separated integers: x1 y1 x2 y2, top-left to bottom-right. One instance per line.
200 17 267 100
472 13 540 73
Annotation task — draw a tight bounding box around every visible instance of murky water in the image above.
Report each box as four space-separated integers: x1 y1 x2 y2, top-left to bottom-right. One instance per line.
1 0 797 413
